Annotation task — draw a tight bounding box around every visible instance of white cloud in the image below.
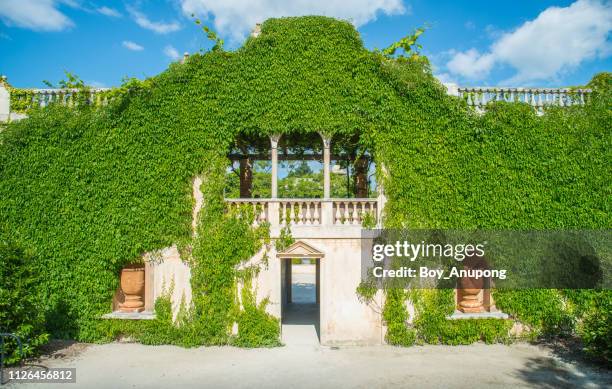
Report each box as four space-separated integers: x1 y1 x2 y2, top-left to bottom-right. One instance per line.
97 6 121 18
128 6 180 34
0 0 74 31
446 0 612 84
434 72 458 85
164 45 180 60
122 40 144 51
447 49 495 80
179 0 406 40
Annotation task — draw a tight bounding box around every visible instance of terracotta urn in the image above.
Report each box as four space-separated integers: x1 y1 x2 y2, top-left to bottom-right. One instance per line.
458 256 486 313
119 265 145 312
458 287 484 313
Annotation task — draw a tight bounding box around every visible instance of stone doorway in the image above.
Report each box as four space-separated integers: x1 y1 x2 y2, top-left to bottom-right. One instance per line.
277 241 323 346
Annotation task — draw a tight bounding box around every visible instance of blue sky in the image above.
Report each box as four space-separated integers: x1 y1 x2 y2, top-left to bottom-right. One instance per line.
0 0 610 88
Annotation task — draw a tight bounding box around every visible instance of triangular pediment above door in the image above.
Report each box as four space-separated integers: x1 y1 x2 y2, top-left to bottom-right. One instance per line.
276 240 325 259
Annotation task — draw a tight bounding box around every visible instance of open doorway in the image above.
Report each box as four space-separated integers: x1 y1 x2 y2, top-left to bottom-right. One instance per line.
280 257 321 344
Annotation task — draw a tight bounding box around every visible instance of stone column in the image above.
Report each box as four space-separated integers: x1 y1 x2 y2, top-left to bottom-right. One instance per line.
269 135 281 227
316 258 320 304
320 133 334 225
270 135 280 198
321 133 331 199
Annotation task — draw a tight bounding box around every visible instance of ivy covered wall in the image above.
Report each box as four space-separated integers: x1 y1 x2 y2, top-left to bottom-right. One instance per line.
0 16 609 357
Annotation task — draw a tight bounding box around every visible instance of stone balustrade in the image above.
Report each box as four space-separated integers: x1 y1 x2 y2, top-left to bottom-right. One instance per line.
0 79 113 122
1 78 592 123
444 83 591 113
332 199 377 225
224 198 380 228
12 88 112 110
225 199 270 226
279 199 322 225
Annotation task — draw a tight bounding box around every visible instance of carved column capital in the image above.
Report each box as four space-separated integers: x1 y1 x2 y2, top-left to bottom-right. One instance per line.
319 132 331 149
270 134 281 149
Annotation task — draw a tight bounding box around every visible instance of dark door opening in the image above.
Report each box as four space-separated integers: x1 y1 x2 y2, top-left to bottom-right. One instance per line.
281 258 320 342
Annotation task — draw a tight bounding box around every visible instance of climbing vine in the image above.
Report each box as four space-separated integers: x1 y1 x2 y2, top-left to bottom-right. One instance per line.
0 16 609 358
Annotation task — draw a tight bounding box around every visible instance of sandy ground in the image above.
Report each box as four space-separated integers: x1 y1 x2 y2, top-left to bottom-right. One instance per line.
4 340 610 389
5 270 610 388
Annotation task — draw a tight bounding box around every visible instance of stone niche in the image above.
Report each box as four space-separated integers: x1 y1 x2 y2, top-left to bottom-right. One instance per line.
106 245 192 320
451 256 508 320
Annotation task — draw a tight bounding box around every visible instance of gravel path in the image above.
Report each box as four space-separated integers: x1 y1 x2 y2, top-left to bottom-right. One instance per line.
5 341 610 388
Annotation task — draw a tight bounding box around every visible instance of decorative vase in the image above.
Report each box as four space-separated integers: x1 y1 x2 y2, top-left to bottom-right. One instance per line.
119 265 145 312
458 287 484 313
457 255 487 313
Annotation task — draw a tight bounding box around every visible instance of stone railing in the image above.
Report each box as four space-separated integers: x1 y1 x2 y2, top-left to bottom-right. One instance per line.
0 78 113 122
279 199 322 225
332 199 377 225
12 88 112 110
225 199 270 226
1 78 591 123
444 83 591 113
224 198 381 228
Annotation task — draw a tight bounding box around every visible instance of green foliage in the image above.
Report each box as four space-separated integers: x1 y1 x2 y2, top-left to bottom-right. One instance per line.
226 168 364 199
410 289 511 345
559 289 612 362
383 288 415 346
578 291 612 362
190 163 273 345
1 16 609 353
7 88 35 113
0 236 49 364
193 17 224 52
493 289 573 337
43 71 86 89
381 26 428 66
234 277 281 347
97 294 200 347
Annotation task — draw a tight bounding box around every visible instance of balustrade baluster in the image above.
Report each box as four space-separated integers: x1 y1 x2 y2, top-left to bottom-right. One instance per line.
305 201 312 225
262 203 267 223
290 202 296 224
252 203 258 225
527 91 534 107
360 202 366 223
297 202 304 225
352 202 359 225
